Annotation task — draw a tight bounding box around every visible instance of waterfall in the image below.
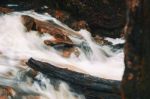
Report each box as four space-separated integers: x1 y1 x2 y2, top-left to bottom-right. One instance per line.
0 11 124 98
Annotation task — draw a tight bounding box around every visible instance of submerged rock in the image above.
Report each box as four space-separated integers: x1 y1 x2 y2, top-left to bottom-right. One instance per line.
93 35 112 45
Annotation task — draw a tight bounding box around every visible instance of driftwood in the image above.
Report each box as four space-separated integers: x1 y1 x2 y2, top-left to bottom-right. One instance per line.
27 58 121 99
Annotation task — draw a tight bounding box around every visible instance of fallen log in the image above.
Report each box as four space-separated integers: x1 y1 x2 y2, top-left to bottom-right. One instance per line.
27 58 121 99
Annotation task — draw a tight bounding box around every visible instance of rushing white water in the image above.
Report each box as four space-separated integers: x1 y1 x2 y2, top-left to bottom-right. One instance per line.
0 11 124 98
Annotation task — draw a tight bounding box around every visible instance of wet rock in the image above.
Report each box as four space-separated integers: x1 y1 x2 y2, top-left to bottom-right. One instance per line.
0 7 13 14
62 47 80 58
21 15 82 58
21 15 74 45
0 87 7 96
26 69 38 78
93 35 112 45
21 15 35 31
62 48 74 58
44 39 80 58
5 87 16 97
44 39 73 47
73 48 80 57
71 20 90 31
21 14 84 39
0 87 16 97
0 87 43 99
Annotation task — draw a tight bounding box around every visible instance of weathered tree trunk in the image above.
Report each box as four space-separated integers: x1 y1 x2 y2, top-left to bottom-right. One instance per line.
122 0 150 99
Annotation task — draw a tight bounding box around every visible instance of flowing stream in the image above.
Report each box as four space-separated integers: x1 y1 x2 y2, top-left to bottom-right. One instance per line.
0 11 124 99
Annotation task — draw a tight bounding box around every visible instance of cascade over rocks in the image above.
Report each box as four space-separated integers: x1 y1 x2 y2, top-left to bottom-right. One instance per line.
21 15 116 58
21 15 82 58
0 1 125 99
21 15 73 45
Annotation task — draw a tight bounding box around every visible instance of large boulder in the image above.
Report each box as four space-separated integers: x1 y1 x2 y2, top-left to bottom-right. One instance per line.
21 15 73 42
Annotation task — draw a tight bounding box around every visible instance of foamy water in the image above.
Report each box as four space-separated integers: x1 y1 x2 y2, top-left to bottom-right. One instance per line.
0 11 124 98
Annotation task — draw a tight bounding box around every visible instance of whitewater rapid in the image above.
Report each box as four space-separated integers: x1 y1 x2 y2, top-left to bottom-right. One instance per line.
0 11 124 98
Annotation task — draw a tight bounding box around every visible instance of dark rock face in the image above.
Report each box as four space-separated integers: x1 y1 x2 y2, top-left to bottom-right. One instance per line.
122 0 150 99
50 0 126 38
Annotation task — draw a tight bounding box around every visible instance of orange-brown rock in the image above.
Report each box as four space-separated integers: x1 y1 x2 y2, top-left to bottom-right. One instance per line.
62 48 74 58
44 39 73 47
21 15 83 58
22 15 83 37
44 39 79 58
0 87 15 97
0 7 13 14
93 35 111 45
21 15 76 48
62 47 80 58
5 87 16 96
